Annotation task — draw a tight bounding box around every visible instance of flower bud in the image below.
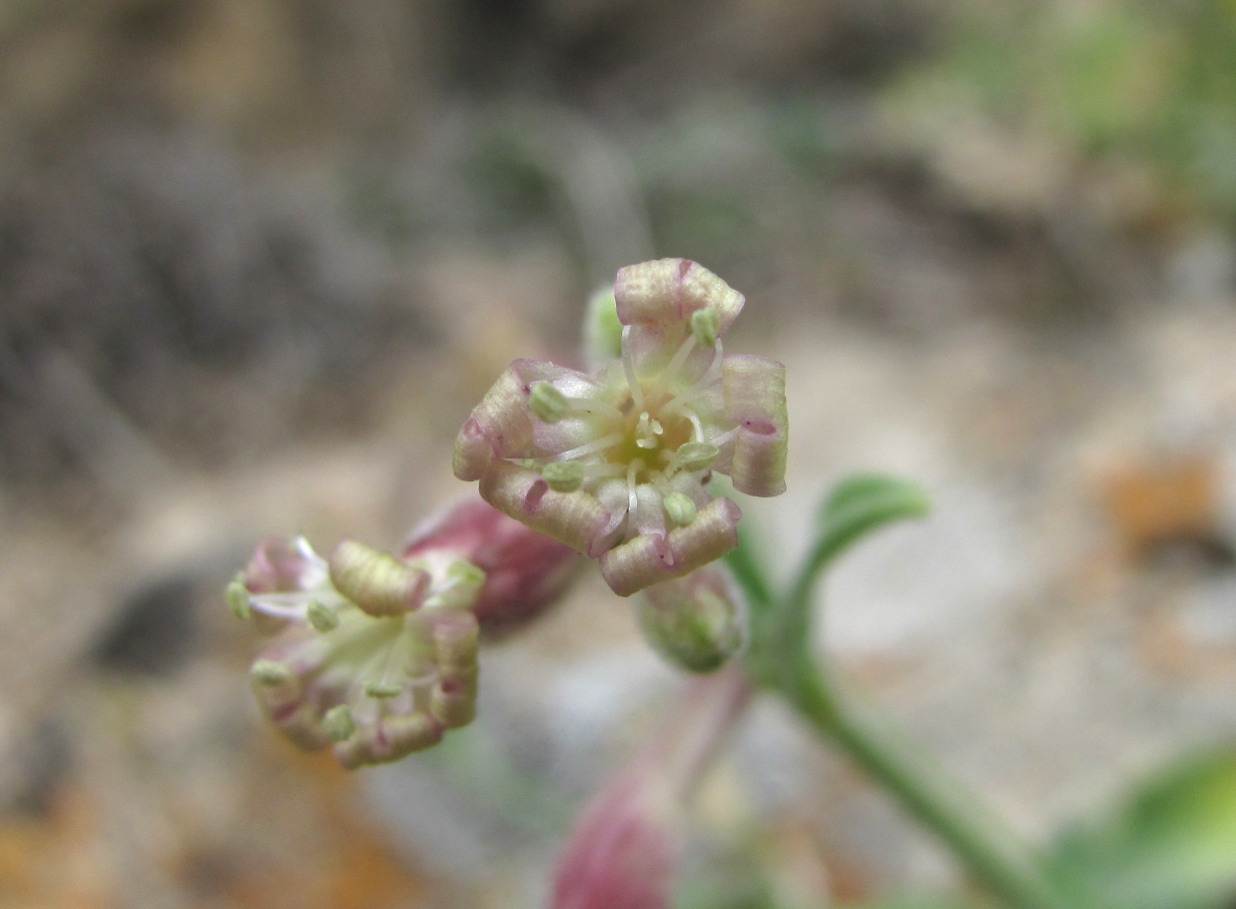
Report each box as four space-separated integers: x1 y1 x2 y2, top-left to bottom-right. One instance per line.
551 667 752 909
637 564 748 673
402 499 582 639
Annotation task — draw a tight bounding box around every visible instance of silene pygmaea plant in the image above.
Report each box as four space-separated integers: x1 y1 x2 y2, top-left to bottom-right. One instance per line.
229 258 785 763
453 258 788 596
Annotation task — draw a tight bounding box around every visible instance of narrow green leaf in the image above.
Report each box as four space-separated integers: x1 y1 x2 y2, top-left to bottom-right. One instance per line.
809 474 931 574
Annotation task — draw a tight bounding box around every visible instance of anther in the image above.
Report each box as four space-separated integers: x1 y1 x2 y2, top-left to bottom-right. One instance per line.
691 308 720 347
307 600 340 632
675 441 720 472
529 382 570 423
664 492 698 526
365 681 404 699
635 412 663 449
226 576 251 620
543 460 585 492
323 704 356 742
251 659 291 686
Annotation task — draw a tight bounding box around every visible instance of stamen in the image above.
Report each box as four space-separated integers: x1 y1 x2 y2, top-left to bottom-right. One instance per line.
626 459 642 519
657 400 706 445
691 308 719 346
648 331 699 400
529 382 570 423
251 659 292 686
663 492 698 526
621 326 645 412
674 441 720 472
247 595 315 622
226 576 251 620
547 432 625 462
365 681 404 699
323 704 356 741
543 460 585 492
634 412 664 449
307 600 340 632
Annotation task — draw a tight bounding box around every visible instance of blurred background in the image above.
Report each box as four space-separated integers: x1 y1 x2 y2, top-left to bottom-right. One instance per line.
2 0 1236 907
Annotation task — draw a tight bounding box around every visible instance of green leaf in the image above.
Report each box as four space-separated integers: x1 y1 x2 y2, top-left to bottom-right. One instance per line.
1047 746 1236 909
809 474 931 574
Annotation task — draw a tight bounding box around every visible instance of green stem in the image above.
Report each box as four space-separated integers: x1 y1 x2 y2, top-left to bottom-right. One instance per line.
777 659 1080 909
737 547 1087 909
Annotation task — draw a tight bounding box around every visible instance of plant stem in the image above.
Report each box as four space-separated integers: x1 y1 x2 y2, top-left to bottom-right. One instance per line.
774 657 1082 909
734 539 1087 909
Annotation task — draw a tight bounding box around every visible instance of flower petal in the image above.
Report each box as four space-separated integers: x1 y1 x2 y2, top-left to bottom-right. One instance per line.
722 355 788 497
599 497 741 596
453 359 585 480
479 461 615 557
614 259 745 336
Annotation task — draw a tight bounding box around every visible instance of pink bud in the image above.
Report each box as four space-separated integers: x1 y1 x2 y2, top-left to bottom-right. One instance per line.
403 499 582 638
550 666 753 909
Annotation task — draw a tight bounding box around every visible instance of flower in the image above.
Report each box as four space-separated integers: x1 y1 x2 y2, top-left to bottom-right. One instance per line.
454 259 788 596
228 500 580 768
550 666 753 909
637 564 748 674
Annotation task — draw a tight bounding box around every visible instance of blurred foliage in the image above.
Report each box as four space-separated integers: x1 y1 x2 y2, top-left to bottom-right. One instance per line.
1047 746 1236 909
884 0 1236 220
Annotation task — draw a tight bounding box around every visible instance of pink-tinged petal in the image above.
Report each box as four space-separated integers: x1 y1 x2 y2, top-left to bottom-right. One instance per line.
453 416 495 482
600 497 741 597
453 359 585 480
666 497 741 576
328 540 430 617
244 537 324 594
614 259 744 336
479 461 614 557
722 355 788 497
598 533 675 598
334 713 444 769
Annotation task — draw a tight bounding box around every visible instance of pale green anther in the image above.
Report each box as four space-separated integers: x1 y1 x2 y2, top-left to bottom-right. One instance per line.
584 286 623 365
664 492 698 526
251 659 291 686
542 460 585 492
529 382 570 423
691 308 719 347
365 680 403 699
323 705 356 742
307 600 340 632
226 577 251 620
447 560 486 591
675 441 720 472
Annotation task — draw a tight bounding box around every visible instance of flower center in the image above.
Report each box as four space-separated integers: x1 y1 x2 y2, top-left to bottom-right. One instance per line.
611 390 694 482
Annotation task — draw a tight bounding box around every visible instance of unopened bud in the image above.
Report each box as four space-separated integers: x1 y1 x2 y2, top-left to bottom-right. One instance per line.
637 565 748 673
